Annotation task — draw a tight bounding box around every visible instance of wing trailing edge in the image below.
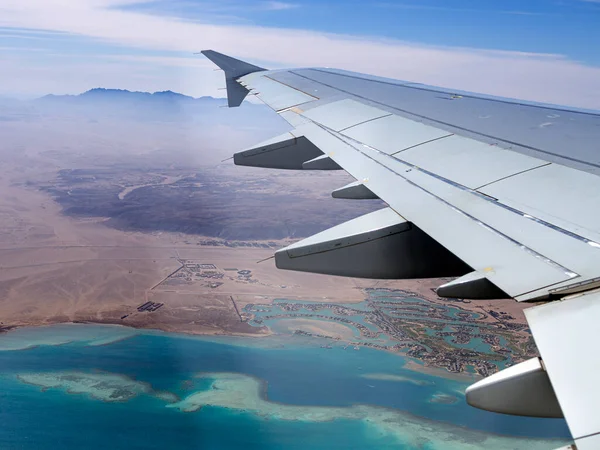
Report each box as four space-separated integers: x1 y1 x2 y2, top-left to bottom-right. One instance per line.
437 271 509 299
275 208 471 279
234 132 323 169
466 357 563 418
302 154 342 170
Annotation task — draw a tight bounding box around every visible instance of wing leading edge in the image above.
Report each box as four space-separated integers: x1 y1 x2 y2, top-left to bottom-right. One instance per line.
202 50 600 449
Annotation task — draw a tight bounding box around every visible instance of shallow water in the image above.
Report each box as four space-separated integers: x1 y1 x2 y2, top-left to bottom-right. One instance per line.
0 324 570 449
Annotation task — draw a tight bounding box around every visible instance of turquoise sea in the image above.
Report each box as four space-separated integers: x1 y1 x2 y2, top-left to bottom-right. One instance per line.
0 324 570 449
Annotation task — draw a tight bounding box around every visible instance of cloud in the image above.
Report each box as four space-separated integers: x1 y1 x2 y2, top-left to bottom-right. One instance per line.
0 0 599 108
261 1 299 10
374 3 545 16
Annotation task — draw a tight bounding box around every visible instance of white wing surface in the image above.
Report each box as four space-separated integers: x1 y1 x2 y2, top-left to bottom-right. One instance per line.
202 50 600 449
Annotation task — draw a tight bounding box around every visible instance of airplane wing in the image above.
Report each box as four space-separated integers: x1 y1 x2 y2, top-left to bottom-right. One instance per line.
202 50 600 449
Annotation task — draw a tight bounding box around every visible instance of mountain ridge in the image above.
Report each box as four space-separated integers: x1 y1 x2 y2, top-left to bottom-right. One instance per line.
38 88 224 104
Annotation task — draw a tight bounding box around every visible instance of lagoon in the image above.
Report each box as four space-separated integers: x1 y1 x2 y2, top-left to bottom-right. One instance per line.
0 324 571 449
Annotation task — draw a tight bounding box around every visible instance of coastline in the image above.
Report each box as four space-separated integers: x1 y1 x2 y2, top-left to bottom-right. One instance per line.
0 282 533 381
402 360 482 383
1 319 274 339
1 320 481 385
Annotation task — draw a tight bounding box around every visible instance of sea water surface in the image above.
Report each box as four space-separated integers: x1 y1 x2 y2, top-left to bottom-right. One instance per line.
0 324 570 449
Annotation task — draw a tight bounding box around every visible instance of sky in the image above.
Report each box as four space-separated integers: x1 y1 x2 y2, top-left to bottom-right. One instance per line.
1 0 600 108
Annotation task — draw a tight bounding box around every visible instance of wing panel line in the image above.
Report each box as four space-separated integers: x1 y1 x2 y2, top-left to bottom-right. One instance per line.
263 73 600 250
263 75 320 100
474 162 552 190
337 125 600 250
338 114 393 132
272 100 313 113
389 153 600 249
306 119 578 288
289 70 600 170
308 68 600 118
389 134 454 155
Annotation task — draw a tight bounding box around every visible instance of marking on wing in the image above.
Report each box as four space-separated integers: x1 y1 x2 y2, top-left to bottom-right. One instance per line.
274 101 313 113
278 105 306 114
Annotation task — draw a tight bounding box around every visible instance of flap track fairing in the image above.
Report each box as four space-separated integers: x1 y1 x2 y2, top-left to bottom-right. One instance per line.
437 271 509 299
466 357 563 418
302 154 342 170
332 181 379 199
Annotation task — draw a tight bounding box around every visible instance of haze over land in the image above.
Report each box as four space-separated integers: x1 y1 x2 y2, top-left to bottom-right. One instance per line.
3 1 600 109
0 89 385 334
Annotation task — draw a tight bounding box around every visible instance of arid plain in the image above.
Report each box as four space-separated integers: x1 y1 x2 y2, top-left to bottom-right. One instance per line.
0 94 374 336
0 92 534 349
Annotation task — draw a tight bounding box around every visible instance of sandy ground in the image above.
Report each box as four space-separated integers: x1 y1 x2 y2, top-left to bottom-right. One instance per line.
272 318 357 340
0 173 378 336
402 360 483 383
367 278 534 325
0 173 536 339
0 143 534 339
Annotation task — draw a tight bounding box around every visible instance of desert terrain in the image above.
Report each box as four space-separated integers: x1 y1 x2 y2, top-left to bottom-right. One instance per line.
0 93 379 336
0 91 535 350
